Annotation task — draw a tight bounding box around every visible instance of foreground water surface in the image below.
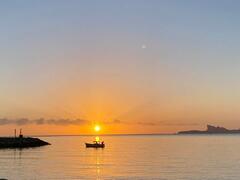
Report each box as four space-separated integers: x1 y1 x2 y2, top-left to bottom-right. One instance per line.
0 135 240 179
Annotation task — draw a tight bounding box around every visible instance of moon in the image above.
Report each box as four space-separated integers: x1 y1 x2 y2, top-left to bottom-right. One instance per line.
141 44 147 49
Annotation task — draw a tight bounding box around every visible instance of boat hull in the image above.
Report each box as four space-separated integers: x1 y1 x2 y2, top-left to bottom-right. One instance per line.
85 143 105 148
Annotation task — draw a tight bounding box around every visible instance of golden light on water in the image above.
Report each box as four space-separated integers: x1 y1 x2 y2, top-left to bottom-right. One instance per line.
95 136 100 142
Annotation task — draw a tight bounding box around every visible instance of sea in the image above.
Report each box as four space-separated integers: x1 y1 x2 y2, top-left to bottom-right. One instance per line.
0 135 240 180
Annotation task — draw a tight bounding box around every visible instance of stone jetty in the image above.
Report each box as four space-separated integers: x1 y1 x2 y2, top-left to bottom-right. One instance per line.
0 137 50 148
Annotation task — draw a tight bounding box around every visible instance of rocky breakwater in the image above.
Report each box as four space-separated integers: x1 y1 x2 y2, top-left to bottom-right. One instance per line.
0 137 50 148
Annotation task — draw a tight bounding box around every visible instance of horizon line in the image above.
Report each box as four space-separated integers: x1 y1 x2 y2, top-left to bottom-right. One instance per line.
30 133 176 137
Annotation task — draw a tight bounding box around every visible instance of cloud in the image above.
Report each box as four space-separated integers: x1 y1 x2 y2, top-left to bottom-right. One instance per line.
105 119 199 126
0 118 199 127
136 121 157 126
104 119 157 126
159 122 199 126
104 119 122 124
0 118 89 126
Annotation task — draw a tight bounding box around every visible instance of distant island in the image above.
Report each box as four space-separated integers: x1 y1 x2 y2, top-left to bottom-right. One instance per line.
178 125 240 134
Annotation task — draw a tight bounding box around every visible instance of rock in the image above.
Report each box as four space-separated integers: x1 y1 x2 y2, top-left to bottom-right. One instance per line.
0 137 50 149
178 125 240 134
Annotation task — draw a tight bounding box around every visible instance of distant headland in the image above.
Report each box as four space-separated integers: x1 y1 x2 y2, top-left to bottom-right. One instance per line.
178 125 240 134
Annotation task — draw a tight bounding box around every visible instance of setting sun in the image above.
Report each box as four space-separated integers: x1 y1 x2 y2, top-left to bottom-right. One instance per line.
94 125 101 132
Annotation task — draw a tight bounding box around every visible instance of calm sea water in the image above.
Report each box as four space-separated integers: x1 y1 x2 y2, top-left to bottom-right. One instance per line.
0 135 240 179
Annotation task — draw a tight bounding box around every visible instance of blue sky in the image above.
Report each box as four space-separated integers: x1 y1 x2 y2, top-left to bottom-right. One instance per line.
1 0 240 134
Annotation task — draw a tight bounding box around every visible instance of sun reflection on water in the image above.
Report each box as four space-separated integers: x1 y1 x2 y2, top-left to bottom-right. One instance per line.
93 147 105 180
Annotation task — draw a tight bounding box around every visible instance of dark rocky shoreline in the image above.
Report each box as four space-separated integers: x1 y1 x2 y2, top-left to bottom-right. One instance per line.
0 137 50 148
178 125 240 134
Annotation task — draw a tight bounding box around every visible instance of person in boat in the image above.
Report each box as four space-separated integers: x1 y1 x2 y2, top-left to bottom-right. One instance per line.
101 141 104 145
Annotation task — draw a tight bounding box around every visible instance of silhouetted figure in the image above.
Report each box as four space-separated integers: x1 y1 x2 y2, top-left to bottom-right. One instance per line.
19 129 23 138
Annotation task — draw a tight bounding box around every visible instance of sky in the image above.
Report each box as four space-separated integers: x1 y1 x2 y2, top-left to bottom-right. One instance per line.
1 0 240 135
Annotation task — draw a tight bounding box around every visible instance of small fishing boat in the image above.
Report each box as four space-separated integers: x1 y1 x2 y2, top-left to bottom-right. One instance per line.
85 141 105 148
86 125 105 148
